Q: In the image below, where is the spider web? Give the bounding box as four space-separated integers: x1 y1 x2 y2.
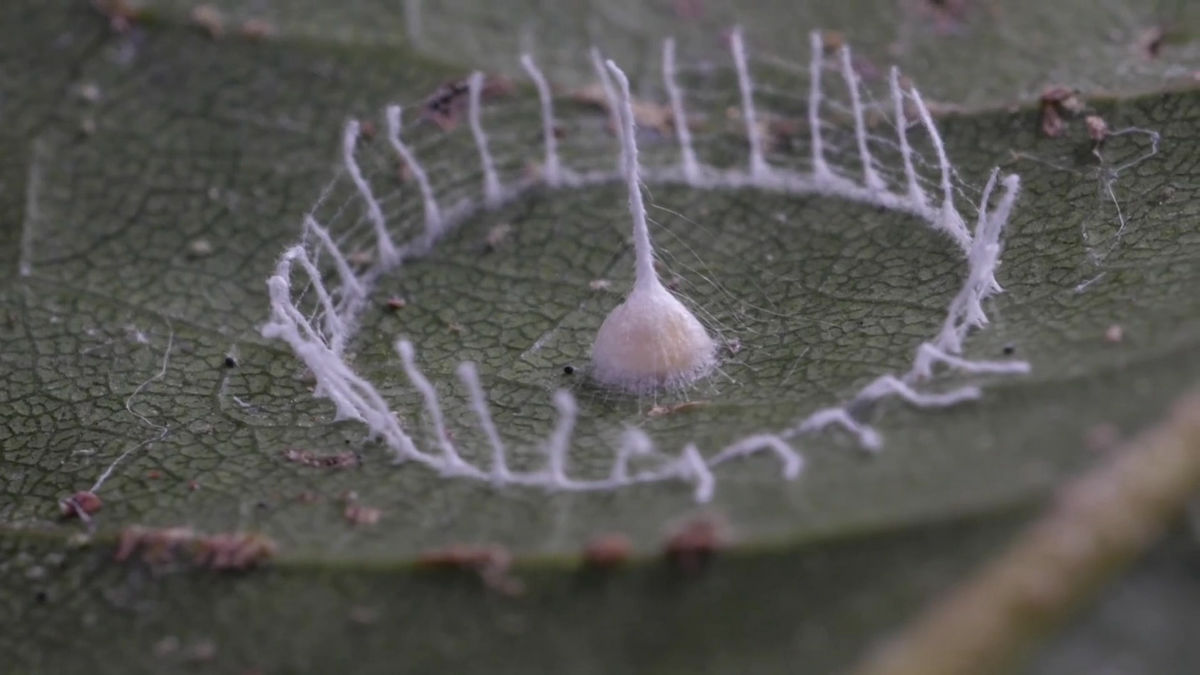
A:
260 29 1029 501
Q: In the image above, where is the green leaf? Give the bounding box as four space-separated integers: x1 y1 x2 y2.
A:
2 1 1199 673
138 0 1200 105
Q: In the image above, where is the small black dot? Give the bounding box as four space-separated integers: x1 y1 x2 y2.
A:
34 591 47 603
562 365 575 375
224 355 238 368
1002 343 1015 355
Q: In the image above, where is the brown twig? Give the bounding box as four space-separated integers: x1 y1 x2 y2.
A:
854 391 1200 675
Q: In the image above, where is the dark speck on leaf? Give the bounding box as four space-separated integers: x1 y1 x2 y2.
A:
34 590 48 603
563 365 575 375
1002 343 1015 355
224 355 237 368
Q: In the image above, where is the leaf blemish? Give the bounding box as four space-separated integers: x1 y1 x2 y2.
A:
422 75 513 132
416 545 524 595
114 527 277 571
664 514 728 573
582 533 633 570
1038 86 1083 138
343 503 382 526
282 448 360 469
340 491 381 525
59 491 102 520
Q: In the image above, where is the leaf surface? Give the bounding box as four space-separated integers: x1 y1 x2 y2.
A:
2 2 1199 673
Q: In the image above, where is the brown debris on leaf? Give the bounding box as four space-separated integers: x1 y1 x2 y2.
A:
1039 89 1067 137
422 75 514 131
115 527 276 571
582 533 633 569
570 83 678 135
664 514 727 573
59 491 103 519
1039 102 1064 138
340 491 381 526
1039 86 1085 138
1085 114 1110 144
724 107 799 152
343 502 382 526
194 533 277 570
820 30 846 53
423 81 468 130
482 75 516 98
116 527 193 565
416 544 524 595
282 448 359 469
